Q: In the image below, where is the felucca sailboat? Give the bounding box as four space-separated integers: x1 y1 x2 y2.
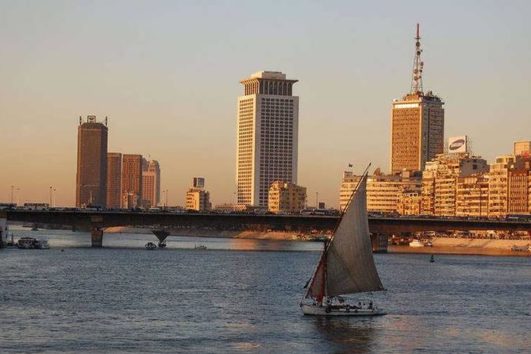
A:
300 170 385 316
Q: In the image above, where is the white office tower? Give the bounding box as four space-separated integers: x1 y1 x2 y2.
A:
236 71 299 207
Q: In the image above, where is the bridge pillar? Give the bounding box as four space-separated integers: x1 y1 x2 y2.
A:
0 216 7 248
90 215 104 248
91 227 103 248
371 233 389 253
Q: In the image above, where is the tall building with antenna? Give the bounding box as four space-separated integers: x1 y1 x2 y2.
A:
390 24 444 174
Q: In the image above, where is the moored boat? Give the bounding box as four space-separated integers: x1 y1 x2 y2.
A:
17 237 36 249
511 244 531 252
145 242 157 250
34 239 50 249
300 169 386 316
16 237 49 249
409 239 424 248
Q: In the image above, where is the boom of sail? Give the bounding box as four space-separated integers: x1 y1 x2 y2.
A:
305 173 384 302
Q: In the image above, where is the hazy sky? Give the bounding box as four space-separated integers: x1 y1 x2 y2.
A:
1 0 530 208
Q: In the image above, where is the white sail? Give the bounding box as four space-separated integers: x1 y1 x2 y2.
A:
307 174 384 300
326 175 384 295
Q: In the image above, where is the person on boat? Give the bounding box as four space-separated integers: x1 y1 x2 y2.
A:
369 301 373 310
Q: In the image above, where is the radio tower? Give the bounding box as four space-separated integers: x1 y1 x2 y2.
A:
410 23 424 94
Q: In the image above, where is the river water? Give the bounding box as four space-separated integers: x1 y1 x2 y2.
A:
1 228 530 353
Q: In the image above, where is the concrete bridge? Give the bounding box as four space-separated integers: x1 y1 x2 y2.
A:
2 210 530 248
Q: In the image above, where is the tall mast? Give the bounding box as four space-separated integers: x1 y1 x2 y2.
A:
410 23 424 94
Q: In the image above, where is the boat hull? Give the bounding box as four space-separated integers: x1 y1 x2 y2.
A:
301 304 385 317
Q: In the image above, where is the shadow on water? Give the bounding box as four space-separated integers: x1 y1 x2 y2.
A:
311 317 379 353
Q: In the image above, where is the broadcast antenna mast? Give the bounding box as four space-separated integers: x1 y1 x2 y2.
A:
410 23 424 94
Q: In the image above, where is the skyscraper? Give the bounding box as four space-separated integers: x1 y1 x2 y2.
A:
122 154 143 208
76 115 108 207
236 71 299 207
391 24 444 174
107 152 122 208
142 159 161 208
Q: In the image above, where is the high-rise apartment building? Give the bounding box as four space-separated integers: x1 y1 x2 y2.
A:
397 191 422 215
487 155 515 217
107 152 122 208
76 115 108 208
236 71 299 207
455 175 489 217
422 153 489 216
142 159 161 208
122 154 143 208
391 24 444 174
268 181 307 214
507 155 531 214
366 171 422 213
339 170 421 213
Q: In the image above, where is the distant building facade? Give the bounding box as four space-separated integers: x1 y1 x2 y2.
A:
106 152 122 208
213 203 247 213
421 153 489 216
236 71 299 207
339 171 362 211
507 155 531 214
514 141 531 157
397 191 422 215
185 178 211 211
339 170 421 214
455 175 489 217
487 155 515 217
76 115 108 208
122 154 143 208
193 177 205 189
142 159 161 208
367 171 422 214
268 181 306 214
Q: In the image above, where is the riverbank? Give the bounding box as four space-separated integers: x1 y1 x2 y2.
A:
390 238 531 257
105 226 530 257
104 226 311 241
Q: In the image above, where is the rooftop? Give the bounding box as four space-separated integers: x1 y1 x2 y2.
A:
250 71 286 80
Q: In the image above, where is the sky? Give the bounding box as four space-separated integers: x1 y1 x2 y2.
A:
1 0 530 208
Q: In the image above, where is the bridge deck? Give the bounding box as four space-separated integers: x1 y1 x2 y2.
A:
2 210 530 233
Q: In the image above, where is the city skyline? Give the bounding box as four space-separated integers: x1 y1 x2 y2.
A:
1 1 530 207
